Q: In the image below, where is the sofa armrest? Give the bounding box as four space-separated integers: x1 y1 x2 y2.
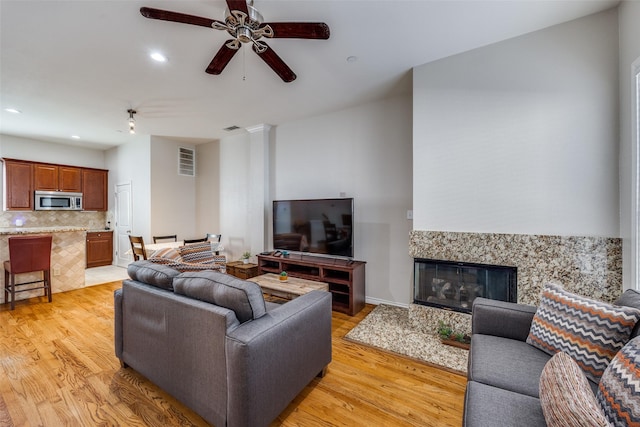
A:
472 297 537 342
225 290 332 427
114 288 123 359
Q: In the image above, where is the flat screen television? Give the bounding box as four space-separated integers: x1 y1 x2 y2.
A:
273 198 354 258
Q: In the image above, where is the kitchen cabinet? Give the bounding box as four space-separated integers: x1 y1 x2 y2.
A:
3 159 33 210
82 169 108 211
34 164 82 192
3 159 108 211
86 231 113 268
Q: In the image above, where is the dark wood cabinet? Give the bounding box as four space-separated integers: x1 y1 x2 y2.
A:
4 159 107 212
82 169 108 211
257 254 366 315
34 164 82 192
86 231 113 268
3 159 34 210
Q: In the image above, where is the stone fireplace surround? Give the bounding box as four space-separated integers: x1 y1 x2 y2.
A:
410 230 622 305
407 230 623 337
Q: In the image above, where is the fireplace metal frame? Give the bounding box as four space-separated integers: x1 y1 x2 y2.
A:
413 258 517 313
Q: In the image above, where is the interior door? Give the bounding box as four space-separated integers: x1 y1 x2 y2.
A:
115 182 133 267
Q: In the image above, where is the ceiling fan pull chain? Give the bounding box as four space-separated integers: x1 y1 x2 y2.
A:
243 46 246 81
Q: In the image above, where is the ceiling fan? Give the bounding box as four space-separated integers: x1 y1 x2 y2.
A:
140 0 330 83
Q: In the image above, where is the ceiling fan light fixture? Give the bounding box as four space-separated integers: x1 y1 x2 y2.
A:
140 3 330 82
127 109 136 134
236 26 252 43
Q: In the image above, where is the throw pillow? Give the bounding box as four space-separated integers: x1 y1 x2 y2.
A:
597 335 640 426
527 282 640 382
148 247 181 261
615 289 640 339
539 352 609 427
177 242 215 263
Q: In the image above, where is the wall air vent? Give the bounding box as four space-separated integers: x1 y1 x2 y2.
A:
223 125 241 131
178 147 195 176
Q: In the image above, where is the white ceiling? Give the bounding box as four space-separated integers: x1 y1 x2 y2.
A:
0 0 619 150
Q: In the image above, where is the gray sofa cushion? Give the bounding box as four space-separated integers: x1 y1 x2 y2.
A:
173 270 267 323
464 381 546 427
615 289 640 338
469 334 552 398
469 334 600 399
127 260 180 290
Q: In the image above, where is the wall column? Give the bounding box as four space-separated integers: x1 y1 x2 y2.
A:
246 124 271 256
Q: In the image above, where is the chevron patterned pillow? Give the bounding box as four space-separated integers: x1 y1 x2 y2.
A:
177 242 215 263
527 282 640 382
597 335 640 425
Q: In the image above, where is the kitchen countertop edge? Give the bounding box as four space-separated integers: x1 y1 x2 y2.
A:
0 226 88 235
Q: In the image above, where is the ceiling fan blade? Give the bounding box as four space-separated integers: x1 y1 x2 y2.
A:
140 7 224 28
206 41 240 75
226 0 249 14
262 22 330 39
253 42 296 83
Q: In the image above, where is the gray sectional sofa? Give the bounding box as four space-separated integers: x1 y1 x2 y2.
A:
114 261 332 427
463 290 640 426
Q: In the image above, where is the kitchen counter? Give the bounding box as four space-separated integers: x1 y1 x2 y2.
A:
0 226 87 235
1 227 87 305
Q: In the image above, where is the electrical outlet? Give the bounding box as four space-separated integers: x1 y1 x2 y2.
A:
53 267 61 276
407 210 413 220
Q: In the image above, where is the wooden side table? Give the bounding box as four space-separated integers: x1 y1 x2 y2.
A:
227 261 259 280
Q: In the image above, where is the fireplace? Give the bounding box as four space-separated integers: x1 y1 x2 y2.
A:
413 258 517 313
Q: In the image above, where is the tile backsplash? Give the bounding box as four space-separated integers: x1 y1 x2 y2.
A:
0 210 107 230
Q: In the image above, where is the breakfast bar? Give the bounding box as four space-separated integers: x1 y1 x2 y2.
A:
0 226 86 305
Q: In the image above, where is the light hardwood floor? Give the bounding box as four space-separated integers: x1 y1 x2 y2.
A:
0 282 466 426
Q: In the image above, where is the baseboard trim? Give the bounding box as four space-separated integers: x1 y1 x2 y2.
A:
365 297 409 308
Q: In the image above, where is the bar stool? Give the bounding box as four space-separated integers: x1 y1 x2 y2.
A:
3 234 53 310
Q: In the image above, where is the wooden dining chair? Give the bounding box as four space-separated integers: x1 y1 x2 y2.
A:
153 235 177 244
3 234 53 310
128 235 147 261
183 237 208 244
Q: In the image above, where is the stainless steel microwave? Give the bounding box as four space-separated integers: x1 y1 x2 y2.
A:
34 191 83 210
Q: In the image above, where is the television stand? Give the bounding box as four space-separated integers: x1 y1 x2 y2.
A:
257 254 366 316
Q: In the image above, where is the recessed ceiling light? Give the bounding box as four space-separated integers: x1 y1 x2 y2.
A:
71 135 80 139
4 108 21 114
150 52 167 62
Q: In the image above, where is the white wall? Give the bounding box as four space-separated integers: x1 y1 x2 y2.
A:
618 0 640 290
105 136 151 241
0 134 105 169
218 132 251 261
413 9 619 238
149 136 197 241
195 141 221 237
271 96 414 305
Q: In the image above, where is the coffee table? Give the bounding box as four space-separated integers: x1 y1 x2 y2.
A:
247 273 329 301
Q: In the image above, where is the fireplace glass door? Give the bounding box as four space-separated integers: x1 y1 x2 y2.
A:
413 258 517 313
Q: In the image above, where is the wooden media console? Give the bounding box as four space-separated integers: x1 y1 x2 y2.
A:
257 254 366 315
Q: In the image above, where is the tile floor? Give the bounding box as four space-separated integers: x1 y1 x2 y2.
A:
85 265 129 286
